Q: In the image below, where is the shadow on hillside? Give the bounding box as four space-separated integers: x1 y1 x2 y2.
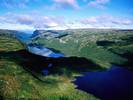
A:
96 35 133 47
96 40 115 47
96 37 133 70
0 49 103 81
111 51 133 70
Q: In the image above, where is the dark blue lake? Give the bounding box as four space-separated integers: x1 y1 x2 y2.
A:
16 31 133 100
74 65 133 100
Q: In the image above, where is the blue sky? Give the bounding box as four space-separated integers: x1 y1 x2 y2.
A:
0 0 133 30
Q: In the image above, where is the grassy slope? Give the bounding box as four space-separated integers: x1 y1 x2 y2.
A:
0 35 98 99
33 29 133 68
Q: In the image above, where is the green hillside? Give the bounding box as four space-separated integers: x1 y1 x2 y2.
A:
32 29 133 68
0 33 98 99
1 29 133 99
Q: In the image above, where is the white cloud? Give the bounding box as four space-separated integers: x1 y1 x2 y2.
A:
0 0 39 9
0 13 66 30
80 15 133 29
66 22 93 29
81 17 98 23
0 23 34 30
34 16 63 28
52 0 80 9
0 13 133 30
0 0 110 10
88 0 110 9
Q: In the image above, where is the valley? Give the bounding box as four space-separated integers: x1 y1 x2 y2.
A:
0 29 133 100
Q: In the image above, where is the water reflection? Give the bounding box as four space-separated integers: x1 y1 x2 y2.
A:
27 43 64 58
16 31 65 58
15 31 133 99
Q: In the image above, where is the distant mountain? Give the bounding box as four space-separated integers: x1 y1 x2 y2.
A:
1 28 133 99
0 29 33 44
31 30 69 39
0 31 97 100
0 29 17 38
32 29 133 68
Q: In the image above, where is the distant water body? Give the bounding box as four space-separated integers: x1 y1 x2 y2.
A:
74 65 133 100
17 31 133 100
16 30 33 44
17 30 64 58
27 44 64 58
16 31 64 75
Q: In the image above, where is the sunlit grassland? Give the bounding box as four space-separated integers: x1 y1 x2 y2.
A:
33 29 133 68
0 35 98 99
1 29 133 99
0 36 23 51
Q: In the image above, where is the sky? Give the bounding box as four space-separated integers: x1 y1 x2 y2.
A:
0 0 133 30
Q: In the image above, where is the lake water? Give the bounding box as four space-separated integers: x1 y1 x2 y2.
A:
27 44 64 58
16 31 64 58
15 30 33 44
17 31 133 99
74 65 133 100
